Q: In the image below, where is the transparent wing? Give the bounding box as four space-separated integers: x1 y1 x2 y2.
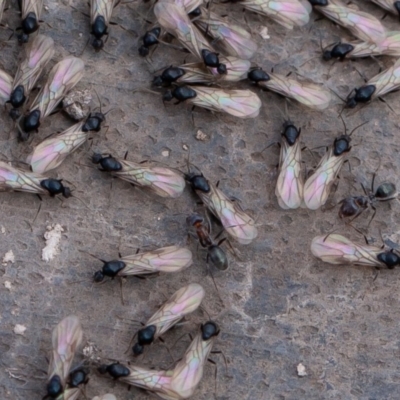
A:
260 73 331 110
377 31 400 57
370 0 399 15
117 365 176 397
12 35 55 95
0 0 5 23
62 388 81 400
367 58 400 98
303 149 346 210
241 0 311 29
188 86 261 118
275 139 304 209
113 160 186 198
29 56 85 119
154 1 213 60
175 0 203 13
178 57 250 83
195 8 257 59
170 330 217 398
21 0 43 19
0 161 46 194
311 234 384 266
316 0 386 44
0 69 13 104
92 395 117 400
146 284 205 337
48 316 83 389
196 181 258 245
120 246 193 276
90 0 118 25
27 122 87 173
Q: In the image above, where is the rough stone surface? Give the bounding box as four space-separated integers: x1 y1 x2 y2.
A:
1 1 400 400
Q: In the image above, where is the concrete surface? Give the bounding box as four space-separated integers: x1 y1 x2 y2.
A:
1 1 400 399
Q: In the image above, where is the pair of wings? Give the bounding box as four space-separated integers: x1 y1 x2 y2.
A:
170 57 251 84
0 161 49 194
361 58 400 99
90 0 120 25
144 283 205 338
117 246 193 276
109 159 186 198
311 234 386 267
303 147 347 210
339 32 400 59
195 179 258 245
276 138 304 209
314 0 386 44
12 34 55 100
47 316 83 396
0 69 13 104
257 73 332 110
184 85 262 119
28 121 89 173
28 56 84 120
154 1 214 61
194 7 257 59
241 0 311 30
21 0 43 19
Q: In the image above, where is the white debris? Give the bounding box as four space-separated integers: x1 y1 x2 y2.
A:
4 281 12 290
42 224 64 262
182 144 189 151
63 89 92 120
161 150 170 157
297 363 307 377
14 324 26 335
195 129 208 141
260 26 270 40
1 226 5 234
92 395 117 400
2 250 15 265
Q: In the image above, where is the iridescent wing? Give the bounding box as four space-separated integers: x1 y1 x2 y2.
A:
303 148 346 210
90 0 119 25
316 0 386 44
370 0 399 15
27 122 87 173
366 58 400 98
116 365 176 399
120 246 193 276
47 316 83 390
195 8 257 59
177 57 250 83
188 86 262 118
0 161 46 194
169 325 218 398
241 0 311 29
311 234 384 267
92 395 117 400
12 35 55 96
29 56 85 119
260 73 331 110
275 138 304 209
62 388 81 400
377 31 400 57
196 180 258 244
21 0 43 19
154 1 213 60
175 0 203 13
145 284 205 337
0 69 13 104
113 160 186 198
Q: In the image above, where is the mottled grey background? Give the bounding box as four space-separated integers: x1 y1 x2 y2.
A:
1 1 400 399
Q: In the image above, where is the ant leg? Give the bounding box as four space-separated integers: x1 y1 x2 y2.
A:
367 205 376 228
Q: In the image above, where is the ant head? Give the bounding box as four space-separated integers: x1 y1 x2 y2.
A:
201 321 220 340
92 38 104 51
